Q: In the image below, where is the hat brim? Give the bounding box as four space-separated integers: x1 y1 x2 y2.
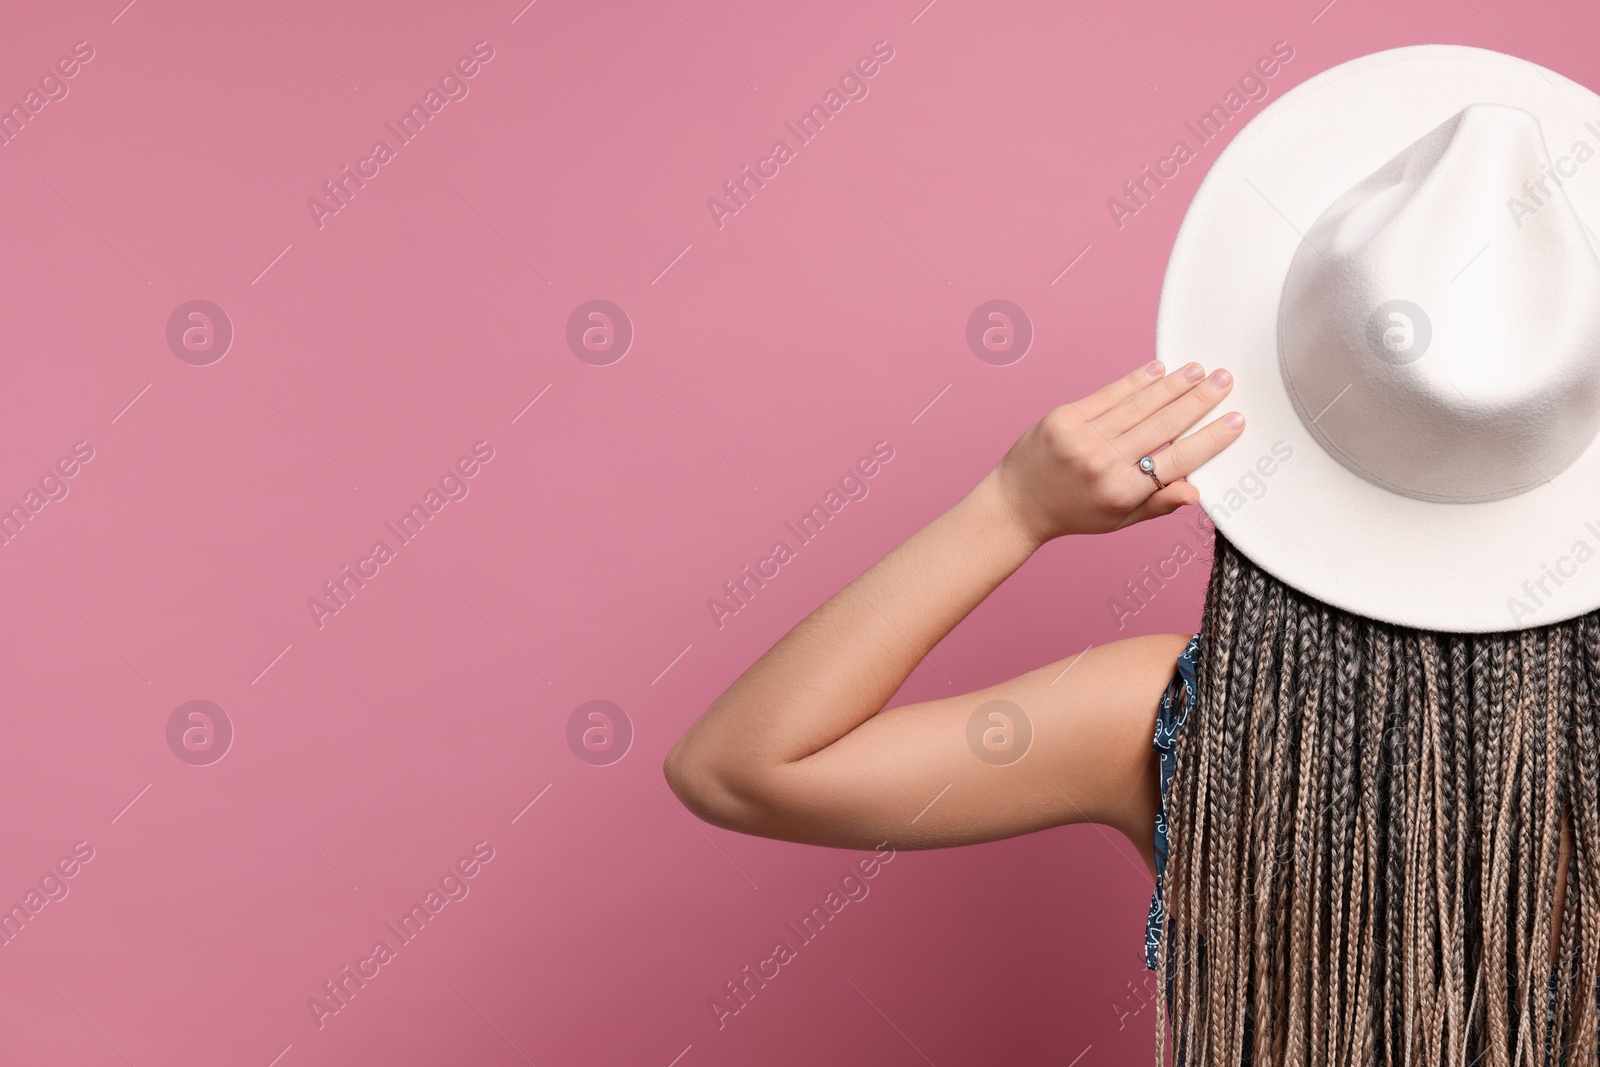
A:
1163 44 1600 633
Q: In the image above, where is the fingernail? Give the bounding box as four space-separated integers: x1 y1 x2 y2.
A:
1224 411 1244 429
1145 360 1164 377
1210 368 1232 387
1184 363 1205 382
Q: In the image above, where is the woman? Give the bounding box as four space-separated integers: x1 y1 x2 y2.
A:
667 44 1600 1067
664 360 1583 1064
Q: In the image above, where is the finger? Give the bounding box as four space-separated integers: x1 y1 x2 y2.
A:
1119 480 1200 527
1096 362 1207 436
1146 411 1246 484
1118 368 1234 459
1072 359 1166 421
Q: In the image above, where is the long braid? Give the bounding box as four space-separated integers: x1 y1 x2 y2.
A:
1416 636 1447 1064
1280 593 1323 1065
1528 629 1563 1064
1462 630 1491 1067
1565 614 1600 1059
1481 613 1516 1065
1213 559 1262 1060
1231 573 1275 1058
1156 530 1596 1065
1509 632 1536 1064
1345 622 1387 1067
1399 629 1424 1064
1307 605 1335 1064
1375 626 1403 1066
1326 613 1359 1065
1548 623 1578 1062
1444 637 1471 1062
1249 587 1293 1067
1159 537 1235 1067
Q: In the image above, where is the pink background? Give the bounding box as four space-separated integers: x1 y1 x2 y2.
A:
0 1 1593 1064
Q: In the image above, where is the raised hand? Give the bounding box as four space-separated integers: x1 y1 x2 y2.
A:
990 359 1242 545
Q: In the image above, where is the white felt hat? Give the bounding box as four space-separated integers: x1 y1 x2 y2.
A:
1162 44 1600 633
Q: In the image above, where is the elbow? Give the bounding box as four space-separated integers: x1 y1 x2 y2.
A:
661 742 711 817
662 739 772 835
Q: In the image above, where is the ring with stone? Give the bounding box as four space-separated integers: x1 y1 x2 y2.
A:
1138 455 1166 491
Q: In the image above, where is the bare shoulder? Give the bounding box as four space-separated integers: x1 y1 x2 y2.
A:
1062 633 1193 872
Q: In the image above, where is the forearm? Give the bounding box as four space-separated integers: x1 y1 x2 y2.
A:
667 468 1039 786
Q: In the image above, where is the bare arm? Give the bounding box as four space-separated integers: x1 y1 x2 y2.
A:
664 359 1240 853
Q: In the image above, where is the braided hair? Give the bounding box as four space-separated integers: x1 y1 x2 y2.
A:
1156 530 1596 1065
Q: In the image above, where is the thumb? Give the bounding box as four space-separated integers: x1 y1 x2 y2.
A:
1120 481 1200 527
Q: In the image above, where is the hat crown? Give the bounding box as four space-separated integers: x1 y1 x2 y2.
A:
1278 102 1600 502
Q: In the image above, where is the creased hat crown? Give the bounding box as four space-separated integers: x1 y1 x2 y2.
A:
1277 102 1600 503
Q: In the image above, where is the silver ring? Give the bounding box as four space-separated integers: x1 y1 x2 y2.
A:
1138 455 1166 491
